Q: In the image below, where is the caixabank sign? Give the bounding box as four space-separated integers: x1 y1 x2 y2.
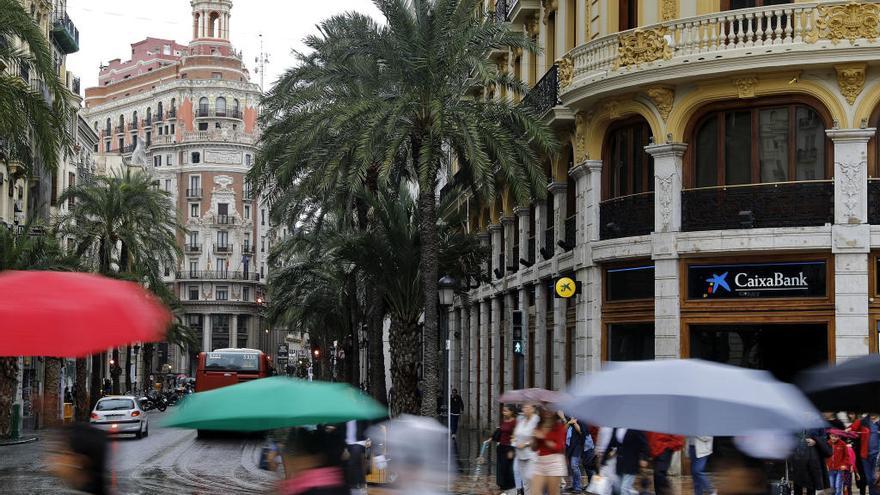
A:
687 261 827 299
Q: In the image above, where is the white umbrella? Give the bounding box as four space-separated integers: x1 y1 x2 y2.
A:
562 359 825 436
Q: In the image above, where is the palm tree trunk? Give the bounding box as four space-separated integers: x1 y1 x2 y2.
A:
75 358 89 421
111 348 120 395
368 290 387 404
141 343 154 394
89 353 101 410
418 181 440 419
43 357 62 428
124 345 132 394
389 319 420 416
0 357 19 438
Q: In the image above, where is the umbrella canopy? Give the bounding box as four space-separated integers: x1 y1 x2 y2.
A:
162 376 387 431
562 359 824 436
0 271 171 357
498 388 571 405
796 354 880 411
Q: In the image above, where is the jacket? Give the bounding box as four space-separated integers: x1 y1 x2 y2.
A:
688 437 713 459
647 433 685 459
851 417 880 460
606 429 649 476
827 439 856 472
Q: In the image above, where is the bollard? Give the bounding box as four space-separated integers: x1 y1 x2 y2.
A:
10 404 20 439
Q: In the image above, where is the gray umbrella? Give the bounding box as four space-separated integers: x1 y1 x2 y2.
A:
562 359 825 436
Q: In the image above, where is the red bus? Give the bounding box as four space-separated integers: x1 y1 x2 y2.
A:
195 348 272 393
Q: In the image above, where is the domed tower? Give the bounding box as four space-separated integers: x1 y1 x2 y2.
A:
190 0 233 44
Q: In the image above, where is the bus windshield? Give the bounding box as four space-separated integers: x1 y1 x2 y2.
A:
204 352 260 372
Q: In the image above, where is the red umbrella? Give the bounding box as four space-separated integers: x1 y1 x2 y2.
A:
827 428 858 439
0 271 171 357
498 388 571 405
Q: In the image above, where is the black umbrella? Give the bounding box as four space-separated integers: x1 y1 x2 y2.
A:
796 354 880 412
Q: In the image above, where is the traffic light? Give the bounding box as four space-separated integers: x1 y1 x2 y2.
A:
310 342 321 359
109 358 116 366
512 310 523 355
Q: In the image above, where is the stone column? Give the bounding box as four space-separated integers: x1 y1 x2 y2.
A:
570 162 591 375
489 223 502 279
646 143 688 361
490 297 502 423
553 295 567 390
518 288 531 386
585 160 603 241
549 181 568 249
535 281 548 388
515 206 530 266
479 298 491 430
534 200 547 258
469 301 479 427
459 305 469 406
229 313 238 348
828 128 874 361
501 216 516 275
202 314 212 352
503 291 515 393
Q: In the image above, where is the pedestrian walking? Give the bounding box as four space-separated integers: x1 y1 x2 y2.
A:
488 405 518 494
850 414 880 495
828 431 858 495
603 428 649 495
846 413 868 495
648 432 684 495
581 425 597 487
450 389 464 437
687 436 715 495
47 422 109 495
564 415 586 493
513 403 540 495
531 406 568 495
790 428 831 495
343 420 371 495
278 427 350 495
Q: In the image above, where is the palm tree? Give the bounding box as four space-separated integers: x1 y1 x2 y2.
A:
58 169 185 407
0 0 73 175
0 219 79 436
252 0 556 415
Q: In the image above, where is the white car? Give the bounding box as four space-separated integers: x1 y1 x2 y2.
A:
90 396 149 439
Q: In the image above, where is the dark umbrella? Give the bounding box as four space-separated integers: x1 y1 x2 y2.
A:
796 354 880 411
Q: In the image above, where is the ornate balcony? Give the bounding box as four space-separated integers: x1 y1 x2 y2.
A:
186 188 202 198
600 192 654 240
181 130 256 145
522 64 559 117
565 1 880 99
213 244 234 254
214 215 235 225
184 243 202 254
681 180 833 232
242 243 255 255
493 0 509 22
176 270 260 282
51 13 79 54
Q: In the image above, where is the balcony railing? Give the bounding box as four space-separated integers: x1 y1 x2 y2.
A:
144 117 152 127
184 243 201 253
51 13 79 54
186 188 202 198
195 108 241 119
682 181 833 232
114 125 124 134
168 109 176 119
213 244 233 254
197 107 210 117
129 121 138 131
567 2 875 92
243 189 254 201
214 215 235 225
123 143 136 153
493 0 509 22
242 243 255 254
155 111 164 122
151 135 176 146
176 270 260 281
521 64 559 116
600 192 655 240
230 109 243 119
181 130 257 145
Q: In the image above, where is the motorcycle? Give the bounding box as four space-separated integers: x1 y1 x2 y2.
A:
139 391 168 412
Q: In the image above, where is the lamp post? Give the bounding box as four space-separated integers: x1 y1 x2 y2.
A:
438 275 456 491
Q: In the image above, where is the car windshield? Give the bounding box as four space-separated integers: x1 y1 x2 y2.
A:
96 399 134 411
205 352 260 371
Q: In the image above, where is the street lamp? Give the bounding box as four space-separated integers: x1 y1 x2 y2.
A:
437 275 456 491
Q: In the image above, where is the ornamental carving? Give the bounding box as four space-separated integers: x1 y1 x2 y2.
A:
600 99 620 119
645 86 674 121
661 0 679 21
806 2 880 44
837 156 866 220
835 63 867 105
205 150 243 165
733 76 758 98
557 56 573 89
542 0 558 24
574 111 590 164
525 14 540 39
657 173 675 231
614 27 672 69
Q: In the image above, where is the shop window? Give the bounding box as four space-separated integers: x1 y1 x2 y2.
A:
607 323 654 361
606 264 655 301
691 102 828 188
603 119 654 199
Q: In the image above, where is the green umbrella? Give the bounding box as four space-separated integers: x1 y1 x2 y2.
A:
161 376 388 431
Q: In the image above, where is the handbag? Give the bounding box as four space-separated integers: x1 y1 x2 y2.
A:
585 474 612 495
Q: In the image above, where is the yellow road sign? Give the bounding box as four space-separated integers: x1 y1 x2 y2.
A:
555 277 577 298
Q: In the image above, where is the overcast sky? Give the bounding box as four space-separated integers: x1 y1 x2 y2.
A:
66 0 383 92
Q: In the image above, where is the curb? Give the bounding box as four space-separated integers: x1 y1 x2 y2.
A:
0 436 38 446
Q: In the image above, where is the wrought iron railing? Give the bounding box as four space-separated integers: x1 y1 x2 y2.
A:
215 215 235 225
186 188 202 198
176 270 260 281
493 0 509 22
242 244 255 254
521 64 559 116
213 244 233 254
184 244 201 253
600 192 655 240
681 180 833 232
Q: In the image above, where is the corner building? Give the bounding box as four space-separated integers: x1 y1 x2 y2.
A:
83 0 270 375
450 0 880 430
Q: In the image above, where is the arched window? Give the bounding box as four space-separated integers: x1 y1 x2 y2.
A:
690 100 829 188
146 107 152 123
105 118 111 133
199 97 209 116
208 12 220 38
603 118 654 199
132 110 138 129
215 97 226 116
233 99 240 118
94 121 98 132
118 115 124 132
157 101 163 119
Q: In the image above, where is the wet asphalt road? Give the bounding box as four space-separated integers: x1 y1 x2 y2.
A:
0 411 280 494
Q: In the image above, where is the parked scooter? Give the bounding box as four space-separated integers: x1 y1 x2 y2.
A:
139 390 168 412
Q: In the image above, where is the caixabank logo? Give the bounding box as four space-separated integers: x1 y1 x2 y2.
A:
704 272 730 297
